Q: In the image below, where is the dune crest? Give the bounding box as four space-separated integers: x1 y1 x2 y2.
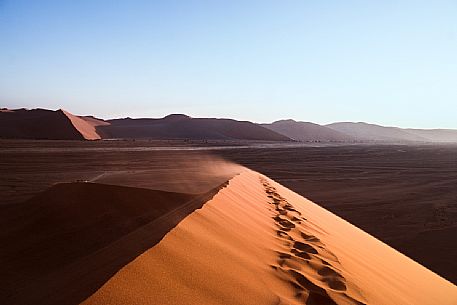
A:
82 170 457 305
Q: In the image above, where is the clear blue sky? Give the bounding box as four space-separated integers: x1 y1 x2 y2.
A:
1 1 456 128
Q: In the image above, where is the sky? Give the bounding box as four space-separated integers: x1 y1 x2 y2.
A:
1 0 456 128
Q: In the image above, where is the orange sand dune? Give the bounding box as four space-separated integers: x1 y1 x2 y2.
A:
62 110 108 140
82 170 457 305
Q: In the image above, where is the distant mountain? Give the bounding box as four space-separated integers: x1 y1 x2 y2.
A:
326 122 429 143
0 108 87 140
261 119 354 142
404 128 457 143
98 114 290 141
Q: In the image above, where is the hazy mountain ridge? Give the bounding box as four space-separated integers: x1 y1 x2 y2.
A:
326 122 457 143
404 128 457 143
326 122 428 142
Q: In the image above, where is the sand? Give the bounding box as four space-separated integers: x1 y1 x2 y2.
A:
62 110 105 140
0 109 86 140
82 170 457 305
1 142 455 282
0 182 227 305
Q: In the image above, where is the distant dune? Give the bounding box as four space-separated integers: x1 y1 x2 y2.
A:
262 119 354 142
98 114 290 141
0 108 86 140
1 108 457 143
62 110 108 140
83 170 456 305
326 122 431 143
0 109 290 141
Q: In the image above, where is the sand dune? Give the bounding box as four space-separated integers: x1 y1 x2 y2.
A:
82 170 457 305
62 110 107 140
0 182 228 305
3 107 457 142
0 108 86 140
0 108 109 140
1 109 291 141
262 119 354 142
62 110 109 140
99 114 291 141
326 122 428 142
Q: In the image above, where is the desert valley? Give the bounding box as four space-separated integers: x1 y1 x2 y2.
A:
1 108 456 305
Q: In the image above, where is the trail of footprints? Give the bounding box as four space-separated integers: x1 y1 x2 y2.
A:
260 177 366 305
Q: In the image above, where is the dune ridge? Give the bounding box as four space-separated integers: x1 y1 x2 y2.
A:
82 170 457 305
0 182 232 305
0 108 85 140
62 110 108 140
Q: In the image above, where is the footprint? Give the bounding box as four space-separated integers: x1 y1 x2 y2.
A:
276 208 288 215
277 230 294 240
277 252 292 259
288 270 338 305
260 176 366 305
317 266 340 277
291 216 301 223
301 232 321 243
324 278 347 291
291 248 312 260
273 216 296 229
293 241 319 254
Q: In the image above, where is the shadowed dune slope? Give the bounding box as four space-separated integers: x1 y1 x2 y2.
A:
83 170 457 305
98 114 291 141
0 108 85 140
262 119 354 142
0 182 227 305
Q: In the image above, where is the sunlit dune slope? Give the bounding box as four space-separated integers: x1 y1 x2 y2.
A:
62 110 108 140
83 170 457 305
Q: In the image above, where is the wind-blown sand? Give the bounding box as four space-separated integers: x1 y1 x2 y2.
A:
82 170 457 305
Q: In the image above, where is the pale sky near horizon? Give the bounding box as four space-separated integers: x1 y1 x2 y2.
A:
1 1 456 128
